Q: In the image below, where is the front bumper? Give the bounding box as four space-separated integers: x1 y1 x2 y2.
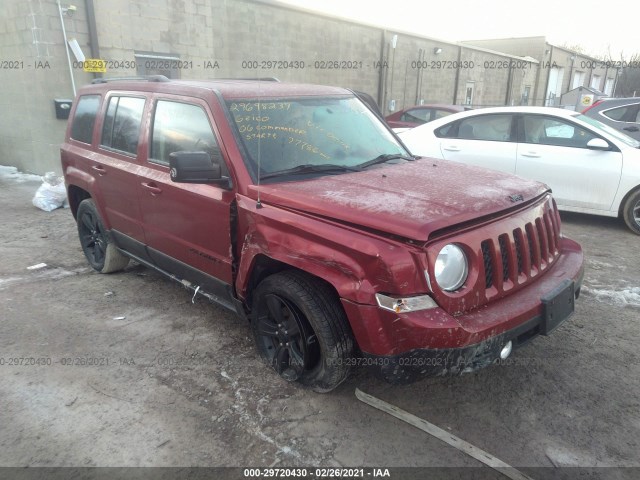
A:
341 237 584 383
363 303 577 384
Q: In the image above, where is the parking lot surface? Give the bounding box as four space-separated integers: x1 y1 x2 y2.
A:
0 173 638 476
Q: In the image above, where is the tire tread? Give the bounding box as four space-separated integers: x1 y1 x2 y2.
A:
622 189 640 235
77 199 129 273
251 270 354 392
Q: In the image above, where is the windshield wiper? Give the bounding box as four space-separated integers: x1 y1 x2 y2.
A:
259 155 415 180
357 153 415 170
260 163 360 180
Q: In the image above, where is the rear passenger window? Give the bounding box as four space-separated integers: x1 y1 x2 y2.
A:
401 109 431 123
433 109 453 120
100 96 145 156
150 100 221 168
457 115 512 141
70 95 100 144
603 106 630 121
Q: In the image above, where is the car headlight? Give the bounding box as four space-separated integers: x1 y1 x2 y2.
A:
434 244 468 291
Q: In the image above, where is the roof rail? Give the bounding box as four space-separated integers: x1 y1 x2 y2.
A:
91 75 170 84
215 77 281 82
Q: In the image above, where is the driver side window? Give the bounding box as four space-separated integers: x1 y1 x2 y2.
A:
523 115 596 148
150 100 227 175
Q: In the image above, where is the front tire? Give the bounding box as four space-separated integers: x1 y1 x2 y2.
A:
77 199 129 273
622 190 640 235
250 271 354 392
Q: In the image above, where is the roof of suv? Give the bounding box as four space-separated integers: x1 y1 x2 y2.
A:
592 97 639 104
80 77 352 99
583 97 640 111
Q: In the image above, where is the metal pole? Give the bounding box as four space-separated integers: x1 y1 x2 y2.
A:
377 30 386 108
414 48 422 104
544 45 554 105
57 0 76 96
453 45 462 104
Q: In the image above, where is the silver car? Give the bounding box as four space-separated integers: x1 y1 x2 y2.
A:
582 97 640 141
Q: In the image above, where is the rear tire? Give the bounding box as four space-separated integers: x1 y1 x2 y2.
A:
250 271 353 392
622 190 640 235
77 199 129 273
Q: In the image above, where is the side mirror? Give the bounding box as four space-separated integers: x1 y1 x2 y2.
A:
586 138 610 151
169 151 230 188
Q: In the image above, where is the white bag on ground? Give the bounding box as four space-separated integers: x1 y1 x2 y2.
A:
32 172 68 212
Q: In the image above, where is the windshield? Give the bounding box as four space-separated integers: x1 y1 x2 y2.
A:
226 96 409 180
574 113 640 148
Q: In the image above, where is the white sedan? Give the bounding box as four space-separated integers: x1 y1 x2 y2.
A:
398 106 640 234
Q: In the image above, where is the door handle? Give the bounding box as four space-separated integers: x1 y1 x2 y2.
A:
91 165 106 175
141 182 163 195
521 151 540 158
443 145 461 152
623 126 639 132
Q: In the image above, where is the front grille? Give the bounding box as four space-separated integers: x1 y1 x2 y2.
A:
498 234 510 281
481 241 493 288
481 207 560 291
513 232 524 274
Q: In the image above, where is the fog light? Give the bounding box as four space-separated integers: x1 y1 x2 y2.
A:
375 293 437 313
500 341 513 359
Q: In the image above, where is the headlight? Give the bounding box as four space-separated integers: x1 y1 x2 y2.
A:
434 244 468 291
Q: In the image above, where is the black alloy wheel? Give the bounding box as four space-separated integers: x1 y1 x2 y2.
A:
254 293 320 382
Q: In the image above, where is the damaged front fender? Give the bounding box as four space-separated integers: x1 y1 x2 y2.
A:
234 195 426 306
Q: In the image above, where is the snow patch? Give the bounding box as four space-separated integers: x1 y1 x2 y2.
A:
0 165 42 183
582 286 640 308
587 259 619 270
219 370 303 460
0 267 83 291
0 277 24 288
465 185 505 199
545 445 604 467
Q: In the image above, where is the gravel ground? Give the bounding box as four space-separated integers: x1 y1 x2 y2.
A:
0 173 638 479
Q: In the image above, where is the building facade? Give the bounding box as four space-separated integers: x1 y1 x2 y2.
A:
463 36 619 107
1 1 607 175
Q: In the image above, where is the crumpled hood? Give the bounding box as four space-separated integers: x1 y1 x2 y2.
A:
250 158 549 241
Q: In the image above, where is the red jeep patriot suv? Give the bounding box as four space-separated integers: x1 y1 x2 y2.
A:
61 77 584 391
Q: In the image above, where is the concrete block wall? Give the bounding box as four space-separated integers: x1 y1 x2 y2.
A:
463 37 617 105
464 37 547 59
383 34 460 112
456 48 510 107
0 0 92 174
94 0 383 94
